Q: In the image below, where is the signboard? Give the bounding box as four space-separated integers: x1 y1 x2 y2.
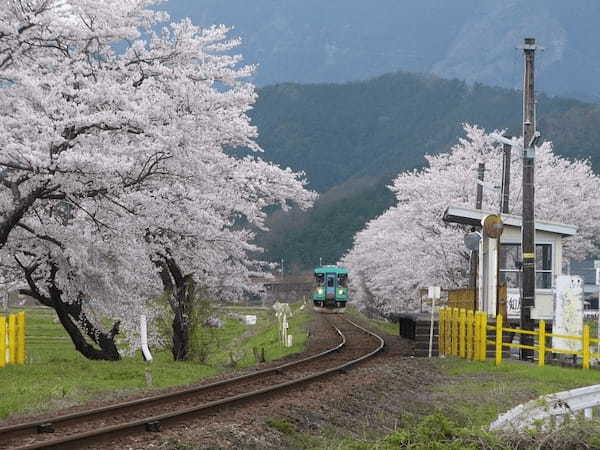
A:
482 214 504 239
464 232 481 251
553 275 584 354
428 286 441 300
507 292 521 319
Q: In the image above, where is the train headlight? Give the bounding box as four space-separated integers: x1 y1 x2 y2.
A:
317 288 323 295
338 289 344 296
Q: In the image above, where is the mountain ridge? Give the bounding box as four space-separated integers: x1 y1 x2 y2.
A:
250 70 600 269
167 0 600 102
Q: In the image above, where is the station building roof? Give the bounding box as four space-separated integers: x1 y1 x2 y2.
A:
442 205 577 237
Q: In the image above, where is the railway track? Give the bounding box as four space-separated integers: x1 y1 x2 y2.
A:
0 315 384 450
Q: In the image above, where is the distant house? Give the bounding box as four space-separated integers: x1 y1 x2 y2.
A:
443 205 577 320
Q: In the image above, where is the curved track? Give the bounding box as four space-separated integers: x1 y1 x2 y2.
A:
0 315 384 450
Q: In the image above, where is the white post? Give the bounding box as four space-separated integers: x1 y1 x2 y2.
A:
140 314 153 362
428 286 441 358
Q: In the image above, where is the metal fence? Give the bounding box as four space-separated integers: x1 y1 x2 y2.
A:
439 307 600 369
0 312 26 367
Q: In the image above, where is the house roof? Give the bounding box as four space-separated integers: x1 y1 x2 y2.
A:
442 205 577 237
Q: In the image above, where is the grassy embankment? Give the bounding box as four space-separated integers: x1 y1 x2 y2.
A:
268 312 600 450
344 305 399 336
0 303 311 420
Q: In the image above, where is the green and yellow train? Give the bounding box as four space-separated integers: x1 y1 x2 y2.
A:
312 266 348 313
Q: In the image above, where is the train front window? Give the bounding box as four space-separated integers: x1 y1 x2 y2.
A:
338 274 348 287
315 274 324 285
327 275 335 287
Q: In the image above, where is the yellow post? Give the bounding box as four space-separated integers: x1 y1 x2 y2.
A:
538 320 546 367
583 325 590 370
446 308 451 355
8 314 16 364
495 314 503 366
17 312 25 365
459 309 466 358
442 308 447 355
466 310 474 360
438 309 444 355
448 309 452 355
443 308 448 356
480 312 487 361
0 316 6 368
474 312 480 360
452 308 459 356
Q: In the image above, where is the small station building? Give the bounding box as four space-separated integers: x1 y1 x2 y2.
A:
443 205 577 320
397 205 577 356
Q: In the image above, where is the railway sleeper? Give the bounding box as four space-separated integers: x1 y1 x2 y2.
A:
36 423 55 433
145 421 161 433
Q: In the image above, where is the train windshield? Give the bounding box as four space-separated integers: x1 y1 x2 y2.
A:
338 274 348 287
315 273 324 285
327 274 335 287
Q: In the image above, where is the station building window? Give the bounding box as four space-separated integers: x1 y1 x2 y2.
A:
499 243 552 289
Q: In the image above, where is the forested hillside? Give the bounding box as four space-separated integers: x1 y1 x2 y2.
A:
251 71 600 270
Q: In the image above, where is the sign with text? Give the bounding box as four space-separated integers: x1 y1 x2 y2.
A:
507 292 521 318
553 275 584 354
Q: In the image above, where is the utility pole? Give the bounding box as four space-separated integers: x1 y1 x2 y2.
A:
501 140 511 214
495 139 512 319
521 38 538 361
469 163 485 290
476 163 485 210
280 258 284 280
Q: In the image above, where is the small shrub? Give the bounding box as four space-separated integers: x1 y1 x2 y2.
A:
266 418 294 434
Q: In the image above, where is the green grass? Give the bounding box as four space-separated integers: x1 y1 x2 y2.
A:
345 305 399 336
269 355 600 449
434 357 600 428
0 303 311 420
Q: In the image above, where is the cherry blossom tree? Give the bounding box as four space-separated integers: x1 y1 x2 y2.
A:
342 124 600 315
0 1 315 360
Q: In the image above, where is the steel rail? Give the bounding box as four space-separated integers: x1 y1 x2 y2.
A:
0 321 344 440
8 317 384 450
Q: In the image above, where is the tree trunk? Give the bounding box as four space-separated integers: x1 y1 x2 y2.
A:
19 264 121 361
156 256 196 361
171 307 190 361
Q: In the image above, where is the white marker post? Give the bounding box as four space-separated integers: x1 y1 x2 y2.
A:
428 286 441 358
140 314 153 362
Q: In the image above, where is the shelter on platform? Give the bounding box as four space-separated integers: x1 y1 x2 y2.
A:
443 205 577 320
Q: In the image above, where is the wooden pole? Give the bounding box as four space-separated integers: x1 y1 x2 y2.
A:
470 163 485 307
521 38 537 361
501 142 511 214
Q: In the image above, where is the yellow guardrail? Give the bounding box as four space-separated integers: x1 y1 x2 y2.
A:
439 307 488 361
1 312 26 367
439 307 598 369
